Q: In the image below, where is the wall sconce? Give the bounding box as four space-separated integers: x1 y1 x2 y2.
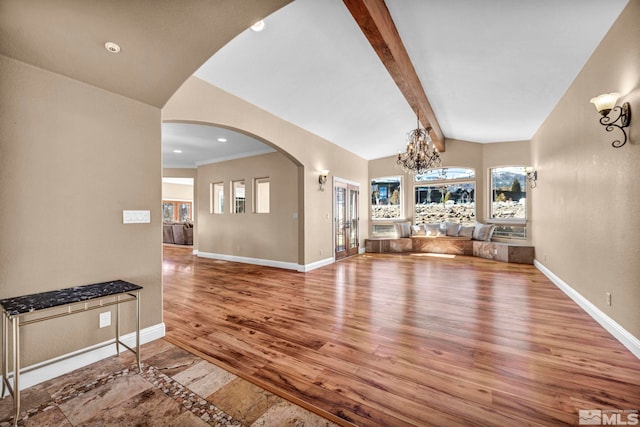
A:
525 167 537 188
590 92 631 148
318 170 329 191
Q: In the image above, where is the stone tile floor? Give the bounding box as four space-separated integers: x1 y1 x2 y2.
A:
0 339 338 426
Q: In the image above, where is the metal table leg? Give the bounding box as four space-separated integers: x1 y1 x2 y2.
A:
12 316 20 426
2 313 6 398
115 295 120 355
136 291 141 372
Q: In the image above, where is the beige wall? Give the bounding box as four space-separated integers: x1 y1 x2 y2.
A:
531 0 640 338
197 152 299 263
162 182 194 201
0 55 162 366
163 77 370 265
163 168 197 181
369 139 530 231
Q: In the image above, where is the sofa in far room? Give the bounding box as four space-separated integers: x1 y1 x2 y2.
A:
163 221 193 245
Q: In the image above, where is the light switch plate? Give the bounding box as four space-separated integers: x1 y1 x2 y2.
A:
123 210 151 224
99 311 111 328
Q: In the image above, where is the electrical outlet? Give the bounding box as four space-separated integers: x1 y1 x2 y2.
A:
606 292 612 306
99 311 111 328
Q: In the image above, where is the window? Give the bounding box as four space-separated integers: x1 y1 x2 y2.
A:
162 201 192 222
254 177 270 213
371 176 401 220
414 168 475 225
163 202 174 222
371 224 396 237
210 182 224 214
232 180 245 214
489 166 527 238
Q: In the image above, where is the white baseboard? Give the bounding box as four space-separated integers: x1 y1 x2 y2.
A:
535 260 640 360
299 257 335 272
197 251 301 271
197 251 336 272
1 322 165 393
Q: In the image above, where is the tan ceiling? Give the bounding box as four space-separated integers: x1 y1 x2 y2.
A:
0 0 291 108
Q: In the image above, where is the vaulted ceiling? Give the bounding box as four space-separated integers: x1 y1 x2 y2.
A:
188 0 628 165
0 0 628 168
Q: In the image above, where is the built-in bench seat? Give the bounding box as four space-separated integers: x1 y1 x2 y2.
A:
411 236 473 255
472 240 534 264
364 236 534 264
365 237 412 253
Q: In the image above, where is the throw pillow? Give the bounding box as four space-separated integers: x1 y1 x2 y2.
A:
395 222 411 238
444 221 461 237
458 225 475 238
425 223 446 237
411 224 426 236
473 222 496 241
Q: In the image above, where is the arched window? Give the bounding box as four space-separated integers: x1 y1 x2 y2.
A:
414 168 476 226
415 167 475 182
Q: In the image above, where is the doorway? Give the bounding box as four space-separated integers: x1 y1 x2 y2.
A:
334 180 359 260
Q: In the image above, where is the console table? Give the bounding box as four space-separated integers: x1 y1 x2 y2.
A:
0 280 142 425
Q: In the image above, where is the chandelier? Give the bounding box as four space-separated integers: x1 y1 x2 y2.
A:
396 116 441 174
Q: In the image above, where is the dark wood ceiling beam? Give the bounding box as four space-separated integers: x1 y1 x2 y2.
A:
343 0 445 151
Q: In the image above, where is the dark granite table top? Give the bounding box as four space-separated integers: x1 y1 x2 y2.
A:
0 280 143 317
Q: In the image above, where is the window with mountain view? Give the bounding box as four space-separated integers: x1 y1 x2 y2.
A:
371 176 402 220
414 168 475 225
489 166 527 238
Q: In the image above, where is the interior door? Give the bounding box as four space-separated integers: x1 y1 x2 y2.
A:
347 186 359 257
335 181 359 260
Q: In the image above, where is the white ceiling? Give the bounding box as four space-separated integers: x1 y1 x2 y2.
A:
162 177 194 186
165 0 628 165
162 123 275 169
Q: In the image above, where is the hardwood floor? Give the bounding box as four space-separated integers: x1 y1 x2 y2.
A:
163 246 640 426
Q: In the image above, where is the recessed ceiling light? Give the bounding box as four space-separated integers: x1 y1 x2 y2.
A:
173 149 182 153
217 138 227 142
250 20 266 32
104 41 121 53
